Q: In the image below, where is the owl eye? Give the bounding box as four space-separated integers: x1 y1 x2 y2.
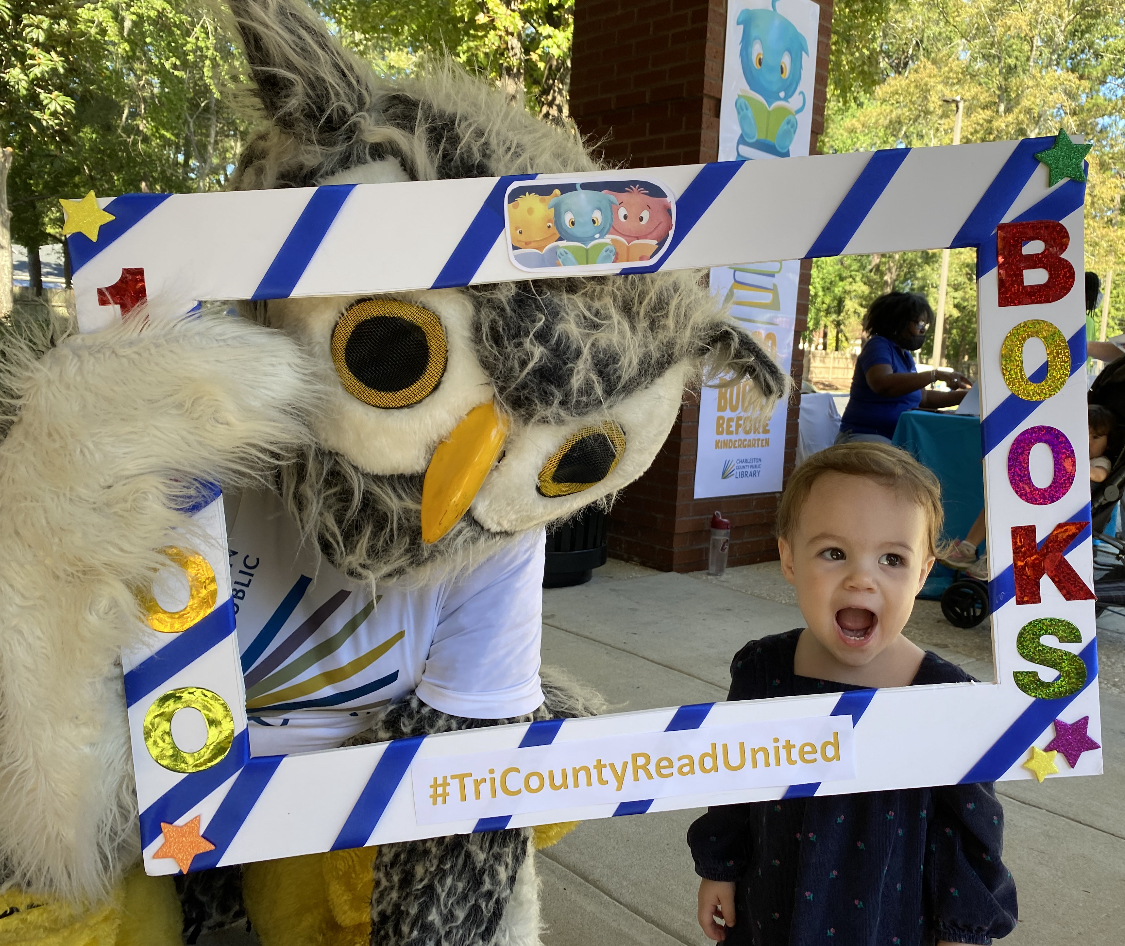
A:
780 51 791 78
331 299 447 409
752 39 763 69
537 422 626 497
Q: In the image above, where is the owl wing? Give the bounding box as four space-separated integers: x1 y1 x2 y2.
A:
0 309 319 900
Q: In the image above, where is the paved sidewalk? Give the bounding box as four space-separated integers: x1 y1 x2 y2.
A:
539 559 1125 946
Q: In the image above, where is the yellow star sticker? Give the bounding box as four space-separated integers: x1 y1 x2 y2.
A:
1023 746 1059 783
59 191 115 242
153 815 215 873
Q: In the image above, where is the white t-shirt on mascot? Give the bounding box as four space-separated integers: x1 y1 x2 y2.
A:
228 489 546 756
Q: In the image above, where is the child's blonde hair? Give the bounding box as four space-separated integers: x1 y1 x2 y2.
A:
777 442 945 557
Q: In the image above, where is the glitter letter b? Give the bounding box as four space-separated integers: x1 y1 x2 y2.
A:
1010 522 1095 605
996 220 1075 308
1014 618 1086 700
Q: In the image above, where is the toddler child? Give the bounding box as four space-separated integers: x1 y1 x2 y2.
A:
1088 403 1116 483
688 442 1017 945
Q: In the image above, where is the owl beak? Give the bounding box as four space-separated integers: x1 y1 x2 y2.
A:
421 401 509 544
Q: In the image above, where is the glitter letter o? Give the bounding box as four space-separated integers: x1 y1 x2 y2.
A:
1013 618 1087 700
136 547 218 633
143 687 235 773
1000 320 1070 401
1007 426 1076 505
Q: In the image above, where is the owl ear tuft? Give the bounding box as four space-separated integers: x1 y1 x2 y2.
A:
700 323 790 408
228 0 377 148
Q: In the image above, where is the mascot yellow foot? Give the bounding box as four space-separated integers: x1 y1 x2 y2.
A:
0 870 180 946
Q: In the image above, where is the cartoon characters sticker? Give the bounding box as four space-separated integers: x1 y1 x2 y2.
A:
719 0 819 160
505 178 676 273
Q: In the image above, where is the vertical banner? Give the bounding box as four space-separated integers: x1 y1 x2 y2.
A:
695 0 820 499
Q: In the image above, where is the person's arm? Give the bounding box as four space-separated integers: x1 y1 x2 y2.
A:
688 805 753 941
925 781 1018 944
1087 340 1124 362
920 387 969 409
866 362 971 398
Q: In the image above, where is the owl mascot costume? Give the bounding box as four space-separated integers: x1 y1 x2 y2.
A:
0 0 786 943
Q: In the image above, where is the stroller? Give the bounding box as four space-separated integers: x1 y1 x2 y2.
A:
940 350 1125 627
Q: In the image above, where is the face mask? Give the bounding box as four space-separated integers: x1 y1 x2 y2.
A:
902 332 927 351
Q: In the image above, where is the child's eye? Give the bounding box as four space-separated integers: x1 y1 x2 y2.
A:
879 553 906 567
819 547 846 561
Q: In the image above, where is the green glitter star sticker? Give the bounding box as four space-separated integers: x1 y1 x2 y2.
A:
1034 130 1092 187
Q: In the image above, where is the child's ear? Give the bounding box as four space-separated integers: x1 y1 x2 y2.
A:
916 555 935 595
778 537 796 585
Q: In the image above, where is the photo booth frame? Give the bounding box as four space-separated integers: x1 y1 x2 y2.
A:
63 134 1102 875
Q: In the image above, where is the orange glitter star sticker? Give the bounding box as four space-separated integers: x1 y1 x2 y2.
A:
153 815 215 873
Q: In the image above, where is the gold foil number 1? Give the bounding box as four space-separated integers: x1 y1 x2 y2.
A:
137 546 218 633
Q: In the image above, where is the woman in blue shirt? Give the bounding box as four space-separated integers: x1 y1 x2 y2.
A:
838 292 970 443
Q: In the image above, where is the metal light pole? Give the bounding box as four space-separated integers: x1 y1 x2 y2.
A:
932 97 963 367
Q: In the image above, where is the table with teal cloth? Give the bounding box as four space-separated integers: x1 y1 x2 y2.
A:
891 410 983 599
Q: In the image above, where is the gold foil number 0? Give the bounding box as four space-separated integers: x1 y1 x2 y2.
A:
137 546 218 633
144 687 235 773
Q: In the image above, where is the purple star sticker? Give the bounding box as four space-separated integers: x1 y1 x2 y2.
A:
1044 716 1101 768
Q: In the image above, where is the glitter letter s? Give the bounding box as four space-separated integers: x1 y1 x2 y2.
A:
1013 618 1086 700
1010 522 1095 605
999 320 1070 401
996 220 1075 308
144 687 235 773
1007 426 1076 504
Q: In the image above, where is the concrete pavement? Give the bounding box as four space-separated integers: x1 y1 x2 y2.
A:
538 560 1125 946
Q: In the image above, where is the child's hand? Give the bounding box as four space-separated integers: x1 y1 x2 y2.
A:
1091 466 1109 483
697 879 736 941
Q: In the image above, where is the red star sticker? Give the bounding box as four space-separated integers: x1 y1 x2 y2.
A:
153 815 215 873
1044 716 1101 769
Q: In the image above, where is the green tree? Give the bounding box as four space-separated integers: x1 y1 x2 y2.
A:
1 0 248 252
315 0 574 122
813 0 1125 355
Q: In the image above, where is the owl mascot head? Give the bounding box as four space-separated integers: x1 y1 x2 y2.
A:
0 0 785 943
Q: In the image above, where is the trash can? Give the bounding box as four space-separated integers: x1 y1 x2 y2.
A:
543 507 607 588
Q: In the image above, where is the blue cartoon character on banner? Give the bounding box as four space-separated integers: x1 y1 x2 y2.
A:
550 185 619 266
735 0 808 158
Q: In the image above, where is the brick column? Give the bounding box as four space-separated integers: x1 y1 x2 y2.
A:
571 0 834 571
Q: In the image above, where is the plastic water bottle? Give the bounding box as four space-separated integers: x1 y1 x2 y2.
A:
708 510 731 577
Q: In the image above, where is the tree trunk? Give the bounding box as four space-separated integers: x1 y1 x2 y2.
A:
28 245 43 297
538 51 570 125
496 0 525 107
0 148 12 317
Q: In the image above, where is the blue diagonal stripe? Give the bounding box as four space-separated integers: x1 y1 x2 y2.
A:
332 734 426 850
252 185 356 300
960 637 1098 784
186 755 284 872
139 729 251 847
666 702 714 731
613 799 654 816
781 687 877 799
175 481 222 516
240 576 312 674
519 718 564 747
67 193 172 273
980 325 1087 456
124 600 237 708
805 148 911 259
949 138 1050 250
618 161 745 276
473 816 513 832
431 174 537 289
976 176 1086 278
253 670 398 713
987 503 1092 612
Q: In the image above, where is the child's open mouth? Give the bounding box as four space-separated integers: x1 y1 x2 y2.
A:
835 608 877 645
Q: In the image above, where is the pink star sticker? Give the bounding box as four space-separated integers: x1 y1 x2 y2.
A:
1044 716 1100 768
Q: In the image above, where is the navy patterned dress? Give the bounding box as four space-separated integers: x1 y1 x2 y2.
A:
687 630 1018 946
